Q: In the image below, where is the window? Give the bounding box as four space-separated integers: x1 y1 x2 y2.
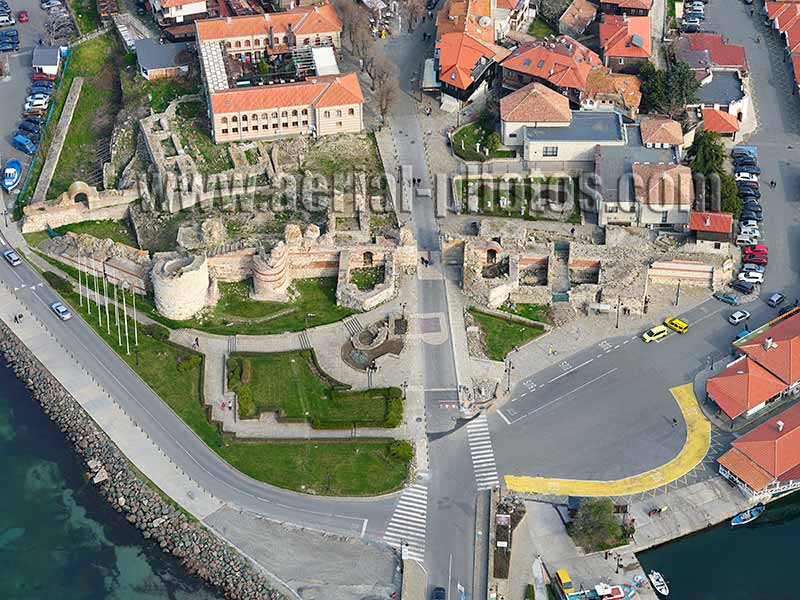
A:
262 113 269 120
235 41 241 48
225 42 231 49
291 109 298 116
348 108 354 115
302 119 308 125
221 117 228 124
262 124 269 130
221 128 228 134
543 146 558 157
301 109 308 115
661 211 668 224
336 121 342 127
336 110 342 117
242 115 248 121
254 39 261 46
292 121 298 127
232 116 238 122
251 114 258 121
509 132 517 138
281 111 288 117
244 40 251 47
324 111 330 118
272 123 278 129
618 58 624 65
271 112 278 118
232 127 238 133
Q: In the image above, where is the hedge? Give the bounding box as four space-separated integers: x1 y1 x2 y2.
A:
144 322 170 341
43 271 73 294
525 584 535 600
389 440 414 463
176 354 202 372
237 385 253 418
227 357 241 390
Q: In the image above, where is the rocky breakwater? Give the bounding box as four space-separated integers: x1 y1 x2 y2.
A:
0 323 283 600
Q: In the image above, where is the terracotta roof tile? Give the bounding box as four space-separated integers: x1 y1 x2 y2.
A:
501 35 602 92
680 33 748 72
559 0 597 33
639 116 682 145
689 210 733 233
210 73 361 114
706 357 785 419
600 0 653 9
786 19 800 52
702 108 740 134
600 14 651 59
739 313 800 385
583 70 641 112
775 2 800 31
500 82 571 123
718 447 775 491
732 402 800 480
792 53 800 85
196 4 341 41
632 163 694 207
161 0 203 8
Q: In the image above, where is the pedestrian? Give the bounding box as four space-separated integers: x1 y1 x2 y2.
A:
17 313 22 322
13 315 17 324
194 336 200 348
750 8 754 16
672 418 678 427
547 343 554 356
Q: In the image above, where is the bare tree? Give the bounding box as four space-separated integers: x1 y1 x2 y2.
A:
369 52 398 92
375 67 399 121
352 25 375 70
404 0 425 31
335 0 370 51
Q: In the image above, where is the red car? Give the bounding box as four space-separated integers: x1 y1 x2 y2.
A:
32 72 56 82
743 255 768 266
18 11 28 22
744 245 768 256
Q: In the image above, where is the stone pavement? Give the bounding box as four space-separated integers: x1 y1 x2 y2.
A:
0 274 222 520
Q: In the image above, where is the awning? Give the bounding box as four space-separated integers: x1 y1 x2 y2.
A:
422 58 440 90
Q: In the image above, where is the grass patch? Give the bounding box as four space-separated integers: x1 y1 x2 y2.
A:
349 266 385 291
49 34 122 199
452 123 515 162
469 308 544 361
174 101 233 173
68 0 100 34
148 77 200 113
23 230 51 248
458 176 578 221
501 303 552 325
216 439 410 496
528 16 555 37
53 219 137 247
228 351 403 428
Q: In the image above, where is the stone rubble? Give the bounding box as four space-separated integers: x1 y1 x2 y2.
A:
0 322 284 600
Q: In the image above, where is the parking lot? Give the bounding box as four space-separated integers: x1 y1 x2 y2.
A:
0 0 66 212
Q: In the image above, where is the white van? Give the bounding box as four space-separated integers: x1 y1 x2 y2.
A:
0 14 15 26
736 234 757 247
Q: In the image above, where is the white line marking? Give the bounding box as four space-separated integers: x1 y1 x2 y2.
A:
497 410 511 425
547 358 594 384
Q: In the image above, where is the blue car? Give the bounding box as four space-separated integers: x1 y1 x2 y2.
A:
11 134 35 154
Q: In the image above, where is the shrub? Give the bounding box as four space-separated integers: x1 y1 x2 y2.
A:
525 584 535 600
389 440 413 463
144 322 170 341
176 354 201 372
227 357 241 389
237 385 253 418
385 396 404 428
42 271 72 294
241 358 252 385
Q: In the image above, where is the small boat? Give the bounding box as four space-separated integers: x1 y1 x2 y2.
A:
648 570 669 596
2 159 21 191
731 503 765 526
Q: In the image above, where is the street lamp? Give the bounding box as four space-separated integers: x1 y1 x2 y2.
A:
504 360 514 392
615 295 621 329
675 279 681 307
401 380 408 399
400 302 407 320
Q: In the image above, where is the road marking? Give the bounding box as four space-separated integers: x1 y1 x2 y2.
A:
622 340 630 345
496 409 511 425
360 519 368 537
383 483 428 561
425 387 459 392
466 415 500 490
691 306 723 325
547 358 594 384
507 368 619 425
596 354 603 358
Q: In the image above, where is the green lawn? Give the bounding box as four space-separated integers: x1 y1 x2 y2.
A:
502 303 552 325
53 219 137 247
458 177 578 221
43 275 410 495
49 34 122 199
452 123 516 162
149 78 200 113
174 101 233 173
216 440 410 496
349 266 385 291
528 17 555 38
469 309 545 361
68 0 100 34
229 351 403 428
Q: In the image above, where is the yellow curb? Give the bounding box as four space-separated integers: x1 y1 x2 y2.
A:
504 383 711 496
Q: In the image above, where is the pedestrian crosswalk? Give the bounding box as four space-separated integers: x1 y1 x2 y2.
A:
382 483 428 561
466 414 500 490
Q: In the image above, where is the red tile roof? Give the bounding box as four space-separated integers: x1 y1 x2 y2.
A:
689 210 733 233
196 3 341 41
583 70 641 113
775 2 800 31
501 36 602 92
718 447 776 491
161 0 203 8
639 116 682 145
500 82 572 123
739 312 800 385
706 357 785 419
766 1 798 21
600 15 652 59
435 0 508 90
682 33 748 73
632 163 694 207
210 73 362 114
559 0 597 34
731 401 800 481
786 19 800 52
702 108 740 134
792 53 800 85
600 0 653 9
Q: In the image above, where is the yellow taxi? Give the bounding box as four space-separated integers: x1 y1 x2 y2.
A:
642 325 669 343
664 317 689 334
554 569 574 594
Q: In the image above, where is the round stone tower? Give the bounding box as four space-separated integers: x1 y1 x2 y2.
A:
151 252 211 320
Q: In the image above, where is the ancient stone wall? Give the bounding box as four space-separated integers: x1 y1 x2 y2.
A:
207 248 258 282
336 249 397 311
151 252 213 320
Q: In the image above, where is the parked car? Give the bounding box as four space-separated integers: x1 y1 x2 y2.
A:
738 271 764 284
731 280 756 295
735 172 759 182
2 28 18 38
18 120 40 134
733 155 758 167
739 227 761 240
780 301 800 315
16 129 39 143
2 249 21 266
0 14 15 26
26 93 51 103
740 211 763 222
681 20 701 32
555 570 575 595
714 292 741 306
744 245 768 255
685 10 705 19
50 301 72 321
41 0 62 8
738 188 761 199
430 588 446 600
24 99 48 112
743 254 768 266
23 115 44 125
732 146 758 159
18 10 28 21
737 180 760 190
736 234 758 246
729 310 751 325
741 202 762 213
23 108 46 118
11 134 35 154
768 293 786 307
0 41 18 52
736 165 762 175
32 71 56 81
642 325 670 343
664 317 689 334
742 263 765 274
740 219 760 229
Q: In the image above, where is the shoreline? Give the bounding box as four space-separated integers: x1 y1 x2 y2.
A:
0 320 285 600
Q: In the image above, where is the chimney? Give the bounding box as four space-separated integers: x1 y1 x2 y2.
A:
765 337 774 351
704 216 711 226
778 420 785 433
